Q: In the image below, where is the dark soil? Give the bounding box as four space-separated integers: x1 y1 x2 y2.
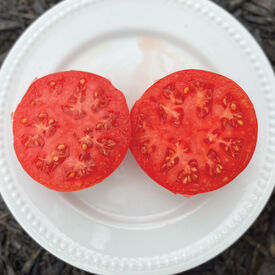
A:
0 0 274 274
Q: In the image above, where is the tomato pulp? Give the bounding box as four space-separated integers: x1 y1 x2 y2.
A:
130 70 258 196
13 71 130 192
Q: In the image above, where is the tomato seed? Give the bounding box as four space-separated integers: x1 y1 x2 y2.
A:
24 141 30 147
39 113 47 118
222 118 228 127
57 144 65 150
235 113 243 118
231 103 237 111
216 167 222 174
107 140 117 148
21 118 28 124
69 172 75 178
80 79 85 85
238 120 244 125
53 156 59 162
82 143 88 150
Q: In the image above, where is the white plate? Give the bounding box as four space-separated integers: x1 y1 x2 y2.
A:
0 0 275 274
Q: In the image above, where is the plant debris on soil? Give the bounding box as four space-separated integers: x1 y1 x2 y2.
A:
0 0 275 274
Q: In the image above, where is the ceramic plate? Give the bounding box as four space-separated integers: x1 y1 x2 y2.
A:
0 0 275 274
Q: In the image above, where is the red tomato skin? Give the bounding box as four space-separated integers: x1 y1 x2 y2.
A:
130 70 258 196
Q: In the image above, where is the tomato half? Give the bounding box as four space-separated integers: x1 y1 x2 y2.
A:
130 70 258 196
13 71 130 192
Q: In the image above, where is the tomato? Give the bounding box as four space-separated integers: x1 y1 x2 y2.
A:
13 71 130 192
130 70 258 196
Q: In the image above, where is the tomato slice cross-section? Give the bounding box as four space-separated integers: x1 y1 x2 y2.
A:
130 70 258 196
13 71 130 192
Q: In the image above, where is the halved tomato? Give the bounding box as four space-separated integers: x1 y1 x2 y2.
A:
13 71 130 192
130 70 258 196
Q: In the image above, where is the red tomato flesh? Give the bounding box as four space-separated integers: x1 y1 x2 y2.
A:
130 70 258 196
13 71 130 192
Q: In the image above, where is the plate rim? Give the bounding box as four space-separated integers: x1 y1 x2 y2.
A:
0 0 275 274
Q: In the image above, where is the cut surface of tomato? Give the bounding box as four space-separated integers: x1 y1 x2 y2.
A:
130 70 258 196
13 71 130 192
